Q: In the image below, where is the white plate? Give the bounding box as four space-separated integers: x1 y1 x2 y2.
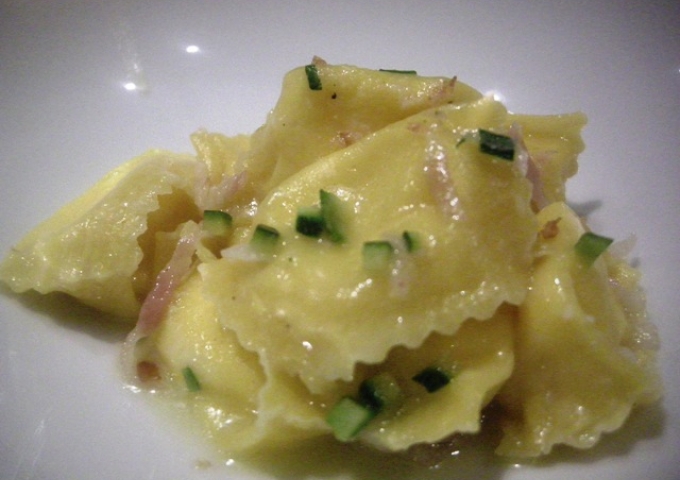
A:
1 1 679 479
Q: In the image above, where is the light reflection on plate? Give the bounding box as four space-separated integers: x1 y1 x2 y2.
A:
1 1 679 479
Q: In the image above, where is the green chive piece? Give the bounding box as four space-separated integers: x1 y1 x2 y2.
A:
479 129 515 161
402 230 421 253
305 64 322 91
326 396 377 442
320 189 346 243
250 224 281 254
412 366 450 393
362 241 395 272
202 210 233 236
295 205 325 237
575 232 614 265
182 366 201 392
378 69 417 75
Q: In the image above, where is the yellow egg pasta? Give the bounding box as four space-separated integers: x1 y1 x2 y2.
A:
496 203 662 456
0 60 662 462
0 151 203 317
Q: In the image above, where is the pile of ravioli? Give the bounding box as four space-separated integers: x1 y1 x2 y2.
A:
0 61 662 458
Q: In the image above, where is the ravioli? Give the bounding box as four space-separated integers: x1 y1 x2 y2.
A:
496 202 662 456
152 266 517 453
244 62 483 198
0 60 662 462
203 96 535 394
0 151 203 318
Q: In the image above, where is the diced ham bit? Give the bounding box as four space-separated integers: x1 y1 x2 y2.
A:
526 154 549 212
508 123 549 211
428 76 457 104
196 169 248 211
333 131 363 148
122 224 200 385
424 136 463 221
311 55 327 67
384 234 416 298
407 122 425 133
136 225 200 335
539 217 562 240
136 360 161 382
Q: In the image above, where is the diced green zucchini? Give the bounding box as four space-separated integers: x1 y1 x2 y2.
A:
575 231 613 265
305 64 322 91
362 240 394 272
479 129 515 161
402 230 421 253
327 374 402 441
202 210 233 237
182 366 201 392
320 189 347 243
250 224 281 255
326 396 377 442
412 366 451 393
378 69 417 75
358 373 402 412
295 205 325 237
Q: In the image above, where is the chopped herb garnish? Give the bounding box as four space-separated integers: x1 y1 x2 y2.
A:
202 210 233 236
379 69 417 75
575 232 613 265
412 366 450 393
362 241 395 272
295 205 325 237
296 191 348 242
182 366 201 392
326 396 377 442
319 189 346 243
402 230 421 253
327 373 403 441
250 224 281 254
305 64 322 91
478 129 515 161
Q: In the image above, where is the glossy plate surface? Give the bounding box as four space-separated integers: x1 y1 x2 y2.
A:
1 1 679 479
